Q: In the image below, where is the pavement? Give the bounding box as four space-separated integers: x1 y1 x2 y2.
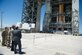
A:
0 32 82 55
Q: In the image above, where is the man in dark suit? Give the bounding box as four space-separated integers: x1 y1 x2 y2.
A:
11 26 22 54
11 25 15 51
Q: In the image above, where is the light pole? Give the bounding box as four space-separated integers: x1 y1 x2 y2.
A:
1 12 3 31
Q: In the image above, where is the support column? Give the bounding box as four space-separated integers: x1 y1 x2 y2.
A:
43 0 51 32
59 4 64 23
72 0 79 36
58 4 64 31
35 1 41 32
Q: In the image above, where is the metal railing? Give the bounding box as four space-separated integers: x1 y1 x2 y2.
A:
49 22 72 28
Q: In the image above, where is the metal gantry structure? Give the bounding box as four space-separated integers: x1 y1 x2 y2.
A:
43 0 72 34
21 0 79 35
43 0 79 35
21 0 44 32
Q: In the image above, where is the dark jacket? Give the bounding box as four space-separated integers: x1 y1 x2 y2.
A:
2 30 9 37
12 30 22 42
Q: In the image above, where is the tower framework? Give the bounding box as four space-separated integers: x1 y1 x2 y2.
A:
21 0 79 35
43 0 79 35
21 0 44 32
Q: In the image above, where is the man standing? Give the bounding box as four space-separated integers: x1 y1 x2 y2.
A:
7 27 13 47
1 27 9 46
11 27 22 54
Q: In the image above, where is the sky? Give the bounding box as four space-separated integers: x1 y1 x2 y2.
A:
79 0 82 34
0 0 23 27
0 0 82 34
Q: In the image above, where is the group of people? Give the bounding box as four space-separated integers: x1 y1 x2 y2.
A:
1 25 22 54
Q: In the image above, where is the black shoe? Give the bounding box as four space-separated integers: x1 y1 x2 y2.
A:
2 44 6 46
19 52 25 54
14 52 17 54
11 50 14 51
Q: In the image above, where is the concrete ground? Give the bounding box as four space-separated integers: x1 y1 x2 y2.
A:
0 32 82 55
